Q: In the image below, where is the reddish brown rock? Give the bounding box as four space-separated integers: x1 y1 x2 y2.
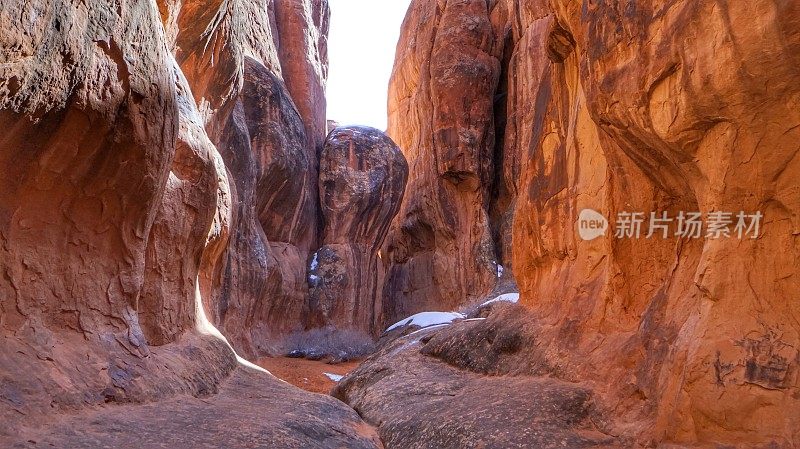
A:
167 0 322 358
140 61 225 345
207 57 317 356
334 304 618 449
383 0 507 324
310 126 408 336
0 0 382 446
9 366 382 449
170 0 283 131
273 0 330 151
508 0 800 446
0 0 237 435
379 0 800 447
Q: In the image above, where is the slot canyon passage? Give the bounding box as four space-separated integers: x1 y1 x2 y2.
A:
0 0 799 447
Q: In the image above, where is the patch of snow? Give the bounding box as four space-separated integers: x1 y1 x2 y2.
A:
386 311 465 332
324 373 344 382
407 323 453 337
480 292 520 307
496 264 504 278
309 251 319 271
309 274 320 282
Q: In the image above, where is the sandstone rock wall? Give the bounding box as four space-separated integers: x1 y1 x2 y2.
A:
387 0 800 446
311 126 408 336
513 1 800 445
274 0 330 151
0 0 240 433
383 0 510 323
162 0 331 357
0 0 384 442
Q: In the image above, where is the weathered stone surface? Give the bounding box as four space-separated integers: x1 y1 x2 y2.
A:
140 60 226 346
0 2 249 433
207 57 316 356
0 0 177 343
507 0 800 446
0 0 195 431
274 0 330 151
0 0 382 446
310 126 408 336
170 0 283 132
334 304 618 449
381 0 800 446
168 0 322 358
383 0 508 325
319 127 408 246
6 366 382 449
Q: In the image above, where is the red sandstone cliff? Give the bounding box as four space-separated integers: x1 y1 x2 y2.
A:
382 0 507 322
509 0 800 444
165 0 324 357
2 0 798 446
344 0 800 447
311 126 408 337
0 0 386 445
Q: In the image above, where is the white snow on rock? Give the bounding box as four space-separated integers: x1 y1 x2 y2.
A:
383 294 519 335
407 323 453 337
386 311 466 332
324 373 344 382
480 292 520 307
308 252 321 284
496 264 504 278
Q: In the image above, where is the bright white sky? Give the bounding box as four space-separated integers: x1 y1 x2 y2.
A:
326 0 412 131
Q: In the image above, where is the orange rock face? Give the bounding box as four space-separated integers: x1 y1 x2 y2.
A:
383 0 508 323
0 0 379 445
511 0 800 445
164 0 327 358
386 0 800 446
311 126 408 336
0 0 239 433
140 62 224 346
274 0 330 151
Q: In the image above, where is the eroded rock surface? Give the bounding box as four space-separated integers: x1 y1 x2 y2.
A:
506 0 800 446
9 366 382 449
0 0 383 445
311 126 408 337
382 0 509 324
380 0 800 447
334 304 618 449
0 0 206 433
207 56 316 357
274 0 330 151
166 0 326 358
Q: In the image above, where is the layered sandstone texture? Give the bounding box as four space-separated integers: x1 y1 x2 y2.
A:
382 0 509 322
371 0 800 447
0 0 380 446
273 0 330 151
168 0 329 358
310 126 408 336
335 303 617 449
